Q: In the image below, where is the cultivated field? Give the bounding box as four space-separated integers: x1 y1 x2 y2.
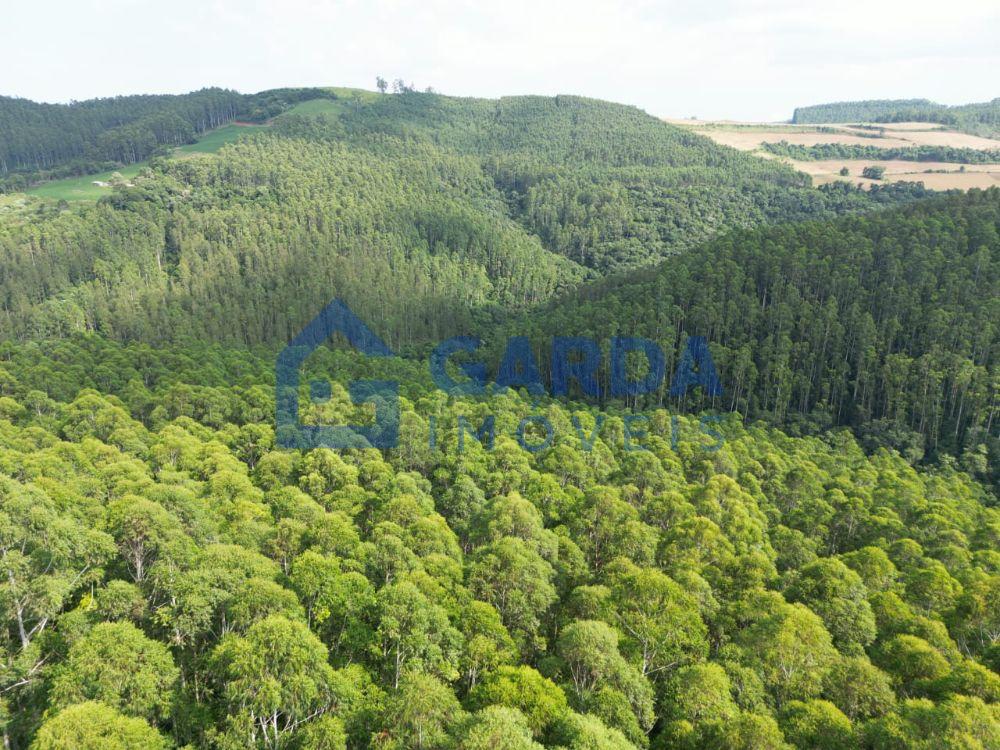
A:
786 157 1000 189
667 118 1000 190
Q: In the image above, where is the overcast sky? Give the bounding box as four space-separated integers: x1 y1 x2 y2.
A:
5 0 999 121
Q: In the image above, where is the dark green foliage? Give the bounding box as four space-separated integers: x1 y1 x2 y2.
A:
0 87 329 187
0 90 928 348
332 91 923 272
793 99 942 124
763 141 1000 165
792 98 1000 138
506 189 1000 468
0 134 586 349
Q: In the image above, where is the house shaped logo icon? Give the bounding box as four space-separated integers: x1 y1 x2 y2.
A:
275 299 399 450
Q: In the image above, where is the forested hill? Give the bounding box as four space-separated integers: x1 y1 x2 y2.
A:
506 188 1000 478
793 100 942 124
0 87 326 180
325 92 928 271
336 92 773 166
1 87 999 750
0 90 928 350
792 98 1000 137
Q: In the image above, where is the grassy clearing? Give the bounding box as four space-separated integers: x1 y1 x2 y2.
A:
175 123 267 155
324 87 380 102
283 98 350 118
26 123 267 200
25 164 144 201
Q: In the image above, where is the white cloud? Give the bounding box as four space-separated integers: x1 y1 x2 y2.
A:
3 0 998 120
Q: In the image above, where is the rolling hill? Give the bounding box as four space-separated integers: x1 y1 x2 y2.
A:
505 188 999 472
0 84 998 750
0 87 330 192
793 98 1000 138
0 89 929 353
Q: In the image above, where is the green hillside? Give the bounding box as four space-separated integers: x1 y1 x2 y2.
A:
173 122 269 154
0 87 330 192
24 123 269 201
507 188 1000 474
0 86 997 750
793 98 1000 138
3 135 585 349
329 93 929 271
0 91 929 353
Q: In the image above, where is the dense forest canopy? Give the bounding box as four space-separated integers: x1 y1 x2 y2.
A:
0 337 997 749
0 85 997 750
793 100 943 124
503 189 999 478
761 141 1000 164
0 87 330 186
792 98 1000 138
0 91 929 353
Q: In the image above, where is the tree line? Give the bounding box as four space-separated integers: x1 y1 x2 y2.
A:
762 141 1000 165
792 99 1000 139
0 87 330 190
496 188 1000 479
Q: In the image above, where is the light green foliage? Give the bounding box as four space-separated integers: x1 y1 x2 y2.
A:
458 706 544 750
0 338 993 750
821 656 896 720
555 620 654 743
379 673 464 750
778 700 855 750
785 558 876 653
467 665 570 739
208 615 339 748
604 559 708 677
661 663 739 726
294 714 348 750
372 578 462 687
469 537 557 652
862 696 1000 749
30 702 168 750
24 164 144 201
458 600 517 689
49 622 178 723
736 598 840 706
550 711 637 750
874 635 952 695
